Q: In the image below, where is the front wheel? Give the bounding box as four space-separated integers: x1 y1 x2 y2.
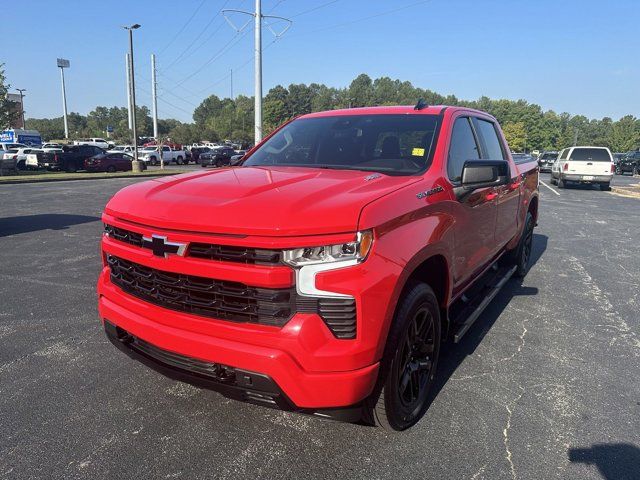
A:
176 156 184 165
364 283 441 431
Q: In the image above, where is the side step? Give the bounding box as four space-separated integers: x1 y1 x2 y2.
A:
451 265 517 343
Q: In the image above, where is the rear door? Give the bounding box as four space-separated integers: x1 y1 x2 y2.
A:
473 117 520 249
448 116 498 288
566 147 612 177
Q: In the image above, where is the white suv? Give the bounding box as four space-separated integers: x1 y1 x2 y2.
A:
551 146 614 190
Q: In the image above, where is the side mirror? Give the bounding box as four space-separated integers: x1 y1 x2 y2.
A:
456 160 509 198
229 155 245 166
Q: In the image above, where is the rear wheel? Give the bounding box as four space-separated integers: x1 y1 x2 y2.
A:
176 156 184 165
106 165 116 173
150 156 158 166
557 177 566 188
508 211 534 278
600 182 611 191
364 283 441 431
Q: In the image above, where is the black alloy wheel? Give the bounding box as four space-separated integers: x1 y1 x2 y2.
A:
395 307 436 409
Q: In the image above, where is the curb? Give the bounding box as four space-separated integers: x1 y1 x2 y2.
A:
0 170 189 185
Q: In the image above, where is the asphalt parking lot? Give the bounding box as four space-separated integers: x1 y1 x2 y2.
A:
1 173 639 480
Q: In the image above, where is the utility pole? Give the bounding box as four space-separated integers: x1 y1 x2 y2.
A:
15 88 26 129
573 128 579 147
222 3 291 144
56 58 70 139
126 53 132 129
254 0 262 142
230 68 233 100
123 24 142 172
151 53 158 139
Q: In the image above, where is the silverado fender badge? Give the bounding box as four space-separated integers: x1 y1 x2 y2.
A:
416 185 444 200
142 234 188 258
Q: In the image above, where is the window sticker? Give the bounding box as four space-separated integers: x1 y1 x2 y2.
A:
412 147 425 156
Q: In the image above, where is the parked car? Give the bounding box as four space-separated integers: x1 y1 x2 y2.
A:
108 145 135 154
137 145 187 165
612 152 625 164
229 151 247 166
189 146 212 164
0 142 29 155
41 143 64 150
74 138 113 150
537 151 558 172
36 144 105 172
85 152 143 172
550 146 614 189
615 151 640 175
99 104 540 431
2 147 39 170
199 146 236 167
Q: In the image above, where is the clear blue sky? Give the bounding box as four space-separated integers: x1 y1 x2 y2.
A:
3 0 639 123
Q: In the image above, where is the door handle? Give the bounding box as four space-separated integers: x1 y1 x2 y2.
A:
486 192 498 201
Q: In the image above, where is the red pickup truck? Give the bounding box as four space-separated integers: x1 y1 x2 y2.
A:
98 104 539 431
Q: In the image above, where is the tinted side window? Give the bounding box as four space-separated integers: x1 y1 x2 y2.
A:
475 119 505 160
559 149 569 160
448 117 480 182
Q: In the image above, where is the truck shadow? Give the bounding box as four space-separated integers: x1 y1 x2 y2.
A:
568 443 640 480
428 233 548 405
0 214 100 237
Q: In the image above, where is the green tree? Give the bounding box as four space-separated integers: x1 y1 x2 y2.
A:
502 122 527 152
0 64 18 128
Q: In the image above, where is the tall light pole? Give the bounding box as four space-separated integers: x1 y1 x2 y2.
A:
126 53 133 129
222 3 291 144
15 88 26 129
151 53 158 139
123 24 142 172
56 58 70 139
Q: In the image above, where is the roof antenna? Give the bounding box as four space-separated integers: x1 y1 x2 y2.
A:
414 98 428 110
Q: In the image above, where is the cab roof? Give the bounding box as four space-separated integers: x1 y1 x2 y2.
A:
300 105 493 119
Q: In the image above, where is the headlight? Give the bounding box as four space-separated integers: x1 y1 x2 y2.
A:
283 230 373 267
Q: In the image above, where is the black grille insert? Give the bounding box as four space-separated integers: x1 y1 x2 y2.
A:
104 224 281 265
107 255 295 326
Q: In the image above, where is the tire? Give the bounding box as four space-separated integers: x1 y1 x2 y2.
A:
600 182 611 191
150 156 158 166
363 283 441 431
550 176 557 185
557 177 566 188
106 165 116 173
505 211 534 278
633 167 639 176
65 161 77 173
615 167 621 175
176 156 184 165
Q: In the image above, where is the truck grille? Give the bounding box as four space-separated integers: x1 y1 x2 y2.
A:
104 224 281 265
107 255 295 326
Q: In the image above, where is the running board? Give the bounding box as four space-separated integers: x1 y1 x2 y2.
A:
452 265 517 343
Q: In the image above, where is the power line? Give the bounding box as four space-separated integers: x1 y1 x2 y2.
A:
288 0 433 36
289 0 340 18
160 0 233 72
172 28 251 87
157 0 209 56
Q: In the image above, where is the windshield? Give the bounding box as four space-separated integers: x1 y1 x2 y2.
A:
540 153 557 160
569 148 611 161
244 114 440 175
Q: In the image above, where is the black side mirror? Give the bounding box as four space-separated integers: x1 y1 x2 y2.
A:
454 160 509 199
461 160 509 188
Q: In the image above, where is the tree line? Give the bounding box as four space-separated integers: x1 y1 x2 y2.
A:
16 73 640 152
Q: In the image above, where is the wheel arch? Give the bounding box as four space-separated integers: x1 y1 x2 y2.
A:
380 248 452 357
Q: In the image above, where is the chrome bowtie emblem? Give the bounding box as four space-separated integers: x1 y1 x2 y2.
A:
142 234 187 258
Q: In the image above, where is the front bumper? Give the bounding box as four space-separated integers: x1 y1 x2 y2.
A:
98 262 385 410
561 173 612 183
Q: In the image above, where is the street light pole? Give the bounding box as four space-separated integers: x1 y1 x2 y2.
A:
123 24 142 172
56 58 71 139
16 88 26 129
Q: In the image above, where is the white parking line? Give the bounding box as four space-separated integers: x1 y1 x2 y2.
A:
540 180 560 196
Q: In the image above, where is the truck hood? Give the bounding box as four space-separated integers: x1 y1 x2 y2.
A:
105 166 420 236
